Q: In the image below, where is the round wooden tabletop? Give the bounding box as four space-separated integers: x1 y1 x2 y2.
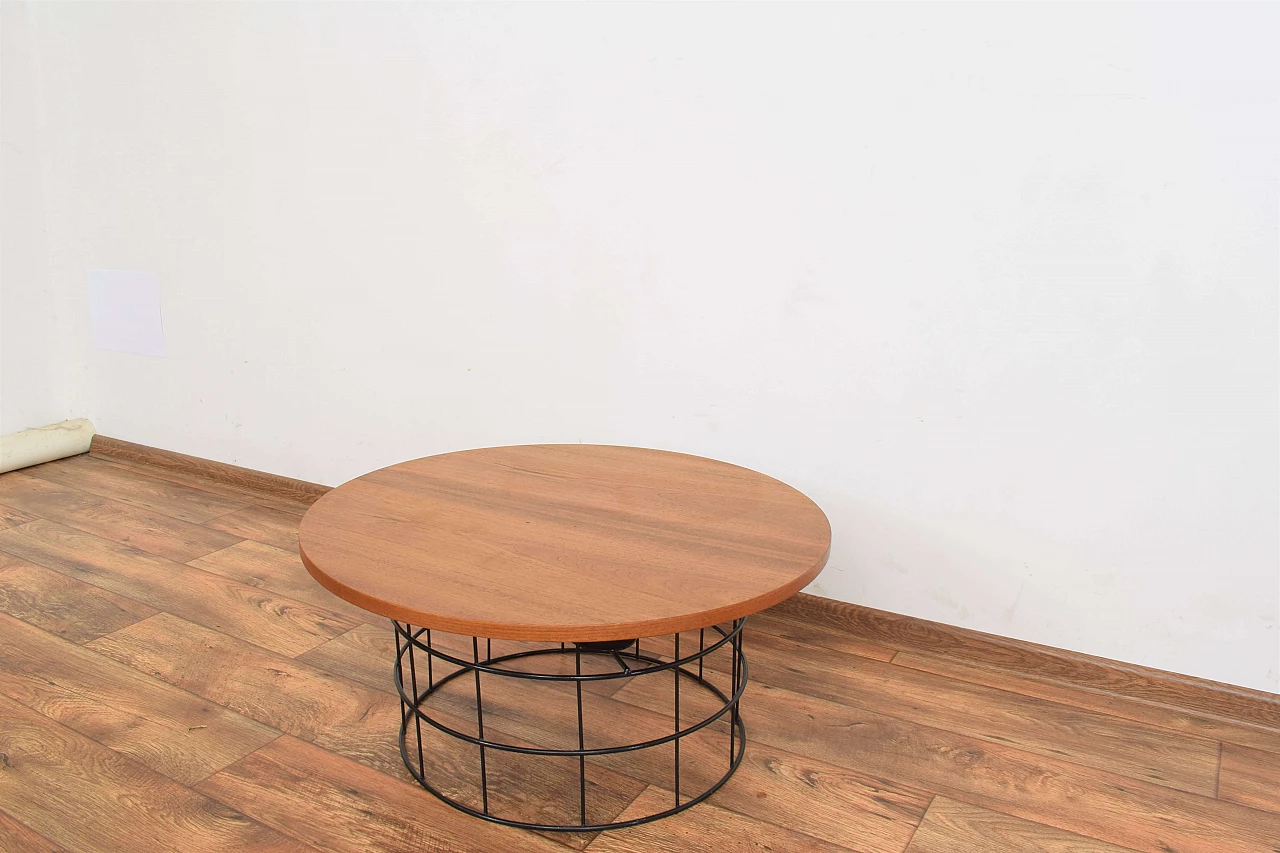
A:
299 445 830 641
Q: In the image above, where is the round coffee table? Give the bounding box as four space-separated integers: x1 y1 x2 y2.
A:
299 445 830 831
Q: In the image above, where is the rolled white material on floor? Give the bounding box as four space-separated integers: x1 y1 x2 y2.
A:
0 418 96 473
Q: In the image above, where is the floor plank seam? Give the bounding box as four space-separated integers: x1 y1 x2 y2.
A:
185 732 291 788
0 520 355 659
181 541 259 567
0 648 287 795
898 793 935 853
186 781 330 853
77 610 306 741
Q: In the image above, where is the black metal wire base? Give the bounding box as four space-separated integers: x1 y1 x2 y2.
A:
393 619 748 832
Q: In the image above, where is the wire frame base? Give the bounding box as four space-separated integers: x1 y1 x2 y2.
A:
392 619 749 832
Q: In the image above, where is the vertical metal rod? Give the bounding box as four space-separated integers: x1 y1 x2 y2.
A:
729 620 739 767
487 637 492 661
393 621 406 712
575 646 586 826
737 621 745 735
405 624 425 779
674 631 681 806
472 636 489 814
425 628 433 689
698 628 705 680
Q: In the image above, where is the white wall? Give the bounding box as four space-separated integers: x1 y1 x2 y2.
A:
2 2 1276 691
1 5 87 432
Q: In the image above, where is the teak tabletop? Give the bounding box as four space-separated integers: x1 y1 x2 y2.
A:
299 445 831 641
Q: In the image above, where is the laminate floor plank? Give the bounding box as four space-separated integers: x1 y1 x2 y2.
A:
0 612 279 785
1219 744 1280 814
197 735 569 853
0 520 358 657
296 621 399 692
26 454 252 523
205 504 304 551
584 785 851 853
903 797 1138 853
87 612 647 836
643 627 1219 796
0 695 317 853
895 651 1280 756
612 677 1280 853
0 501 38 529
87 612 407 771
188 539 377 627
0 471 241 561
0 809 70 853
0 553 156 644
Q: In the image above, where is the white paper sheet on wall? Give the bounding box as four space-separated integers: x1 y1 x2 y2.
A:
87 270 167 357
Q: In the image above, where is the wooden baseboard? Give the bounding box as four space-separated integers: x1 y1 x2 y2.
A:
769 592 1280 730
89 435 331 507
85 436 1279 731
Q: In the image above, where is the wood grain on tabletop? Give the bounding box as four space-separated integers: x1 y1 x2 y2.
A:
298 445 831 641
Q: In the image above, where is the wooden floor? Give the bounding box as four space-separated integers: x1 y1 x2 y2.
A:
1 453 1277 853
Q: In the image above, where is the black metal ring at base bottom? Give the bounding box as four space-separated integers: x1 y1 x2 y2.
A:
393 621 748 832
